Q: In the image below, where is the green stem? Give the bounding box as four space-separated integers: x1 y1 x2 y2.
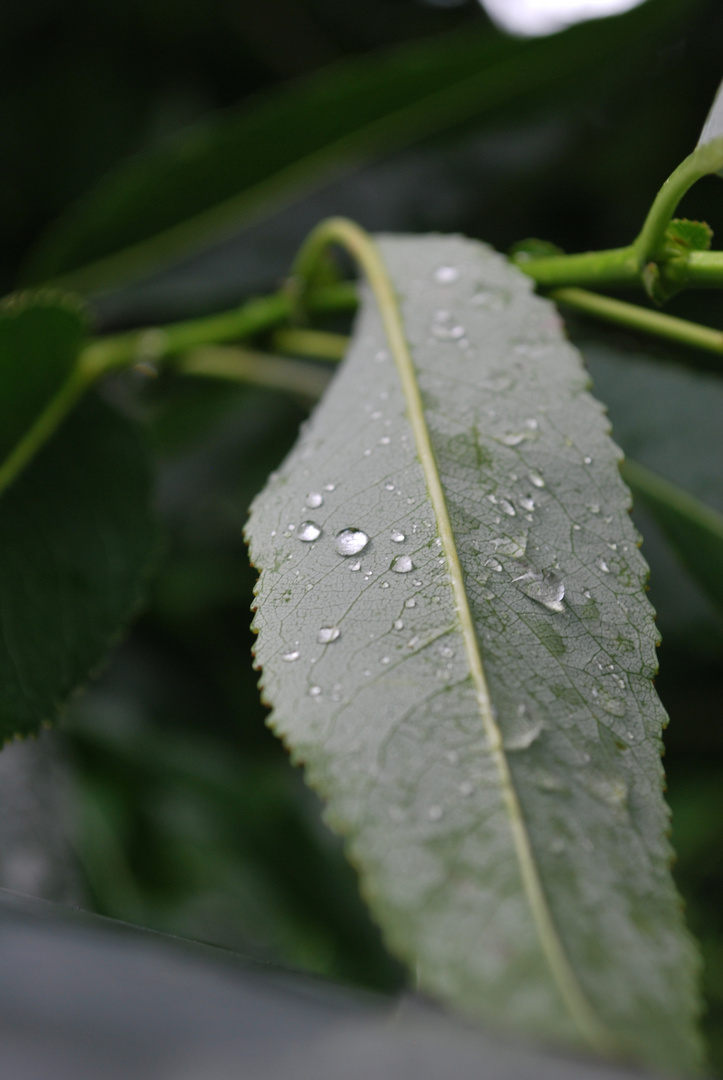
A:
178 345 332 399
0 281 358 500
550 287 723 356
681 250 723 287
81 282 357 381
515 246 637 289
272 328 348 361
518 137 723 293
632 137 723 266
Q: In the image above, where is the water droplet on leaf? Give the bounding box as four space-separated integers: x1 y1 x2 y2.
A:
317 626 341 644
434 265 459 284
306 492 323 509
391 555 414 574
336 528 369 556
297 521 321 542
391 529 405 543
282 651 300 662
529 471 545 489
514 569 565 612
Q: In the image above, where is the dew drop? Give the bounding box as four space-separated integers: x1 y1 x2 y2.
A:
306 492 324 509
324 483 336 492
439 645 455 659
587 503 600 515
491 535 527 559
519 496 535 512
317 626 341 644
514 569 565 612
485 558 503 572
309 685 322 697
499 499 516 517
391 529 406 543
405 598 417 608
375 349 389 363
379 436 390 445
380 581 390 589
601 694 626 718
391 555 414 574
529 471 546 489
434 265 459 284
336 528 369 556
393 619 404 631
349 561 361 572
428 804 444 821
281 650 300 662
596 558 610 574
503 432 527 447
584 456 593 465
380 656 391 665
297 521 321 542
384 483 395 492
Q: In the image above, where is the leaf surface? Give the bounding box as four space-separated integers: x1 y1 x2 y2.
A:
246 236 703 1074
24 0 691 293
0 394 156 741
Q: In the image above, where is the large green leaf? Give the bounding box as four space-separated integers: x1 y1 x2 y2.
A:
24 0 693 294
246 236 703 1074
0 394 156 741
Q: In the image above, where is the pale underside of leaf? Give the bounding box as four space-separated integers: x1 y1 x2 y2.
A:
245 236 703 1074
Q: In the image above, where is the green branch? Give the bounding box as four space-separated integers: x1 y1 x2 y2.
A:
632 137 723 267
178 345 333 399
517 137 723 295
550 287 723 356
81 282 357 381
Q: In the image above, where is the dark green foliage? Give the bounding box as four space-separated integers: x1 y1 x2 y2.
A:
0 291 86 458
0 396 156 740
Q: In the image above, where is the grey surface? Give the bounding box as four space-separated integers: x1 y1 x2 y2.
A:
0 731 84 905
0 888 666 1080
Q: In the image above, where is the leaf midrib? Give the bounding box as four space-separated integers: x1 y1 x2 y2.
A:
325 220 616 1055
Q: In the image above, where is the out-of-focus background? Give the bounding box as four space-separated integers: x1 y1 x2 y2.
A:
2 0 723 1068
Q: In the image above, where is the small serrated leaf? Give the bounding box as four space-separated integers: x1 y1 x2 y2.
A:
665 219 713 252
246 235 703 1074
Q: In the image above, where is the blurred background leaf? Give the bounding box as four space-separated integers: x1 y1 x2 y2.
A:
2 0 723 1068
